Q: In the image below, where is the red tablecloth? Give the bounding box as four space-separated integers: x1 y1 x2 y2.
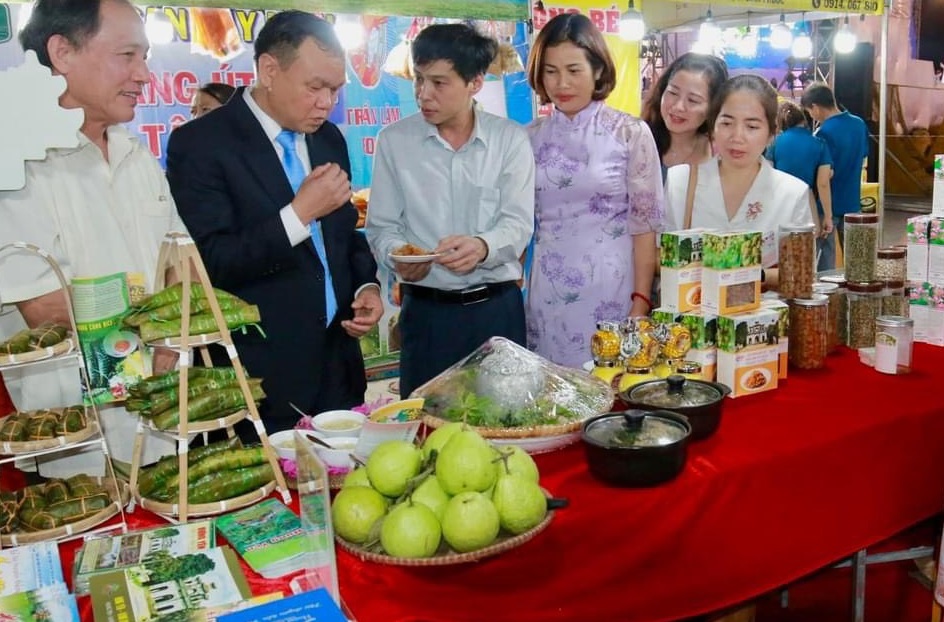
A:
58 345 944 621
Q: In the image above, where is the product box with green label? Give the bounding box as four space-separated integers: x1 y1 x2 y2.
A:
659 228 711 312
679 309 717 381
760 298 790 381
716 307 779 398
701 230 763 316
907 216 930 283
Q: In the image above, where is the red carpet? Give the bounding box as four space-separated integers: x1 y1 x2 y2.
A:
750 518 938 622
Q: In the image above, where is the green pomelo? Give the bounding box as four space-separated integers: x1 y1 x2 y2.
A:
410 475 450 521
491 475 547 535
435 430 498 495
341 467 371 489
331 486 388 544
380 501 442 558
421 422 465 462
494 445 540 483
440 491 500 553
366 440 422 497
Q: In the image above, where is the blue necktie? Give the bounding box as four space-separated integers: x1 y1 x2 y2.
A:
276 129 337 326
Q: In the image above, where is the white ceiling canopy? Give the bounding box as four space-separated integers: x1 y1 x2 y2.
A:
642 3 848 33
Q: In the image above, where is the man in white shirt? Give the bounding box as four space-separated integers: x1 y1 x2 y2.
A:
0 0 181 472
365 24 535 397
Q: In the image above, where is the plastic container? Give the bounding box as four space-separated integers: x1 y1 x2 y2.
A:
812 282 841 353
881 280 908 317
778 224 816 299
846 281 884 348
843 213 879 282
875 247 906 281
874 315 914 375
788 295 829 369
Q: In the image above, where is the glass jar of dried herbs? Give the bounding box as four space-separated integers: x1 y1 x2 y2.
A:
881 280 908 317
788 295 829 369
778 224 816 299
843 214 879 282
819 275 848 347
876 247 906 281
813 281 841 353
846 280 883 348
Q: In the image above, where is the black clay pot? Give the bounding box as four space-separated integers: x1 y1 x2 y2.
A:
620 375 731 440
581 409 691 487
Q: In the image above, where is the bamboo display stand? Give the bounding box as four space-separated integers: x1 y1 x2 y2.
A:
129 233 289 523
0 242 128 546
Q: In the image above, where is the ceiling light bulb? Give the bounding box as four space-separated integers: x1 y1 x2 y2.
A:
619 0 646 42
791 23 812 58
145 11 174 45
334 17 365 51
833 17 857 54
770 15 793 50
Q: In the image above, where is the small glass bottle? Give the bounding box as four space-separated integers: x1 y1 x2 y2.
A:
812 281 841 353
788 295 829 369
843 213 879 282
819 275 848 347
778 223 816 299
874 315 914 375
876 247 906 281
846 280 884 348
881 280 908 317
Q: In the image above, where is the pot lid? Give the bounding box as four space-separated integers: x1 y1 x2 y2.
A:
585 410 687 448
627 374 724 408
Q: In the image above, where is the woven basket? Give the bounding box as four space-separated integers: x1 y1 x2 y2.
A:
136 479 276 518
336 504 555 567
1 478 129 546
0 416 99 455
422 414 584 439
0 337 75 367
141 408 248 435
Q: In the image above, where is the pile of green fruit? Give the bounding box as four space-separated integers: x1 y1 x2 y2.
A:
331 424 549 559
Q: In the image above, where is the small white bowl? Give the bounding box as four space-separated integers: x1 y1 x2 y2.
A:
311 410 366 438
314 436 359 469
268 430 301 461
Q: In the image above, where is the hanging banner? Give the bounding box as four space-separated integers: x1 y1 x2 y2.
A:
679 0 883 16
533 2 641 115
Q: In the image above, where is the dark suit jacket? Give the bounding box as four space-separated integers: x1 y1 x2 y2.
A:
165 87 379 431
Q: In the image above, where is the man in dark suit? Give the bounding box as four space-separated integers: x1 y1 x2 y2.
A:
166 11 382 433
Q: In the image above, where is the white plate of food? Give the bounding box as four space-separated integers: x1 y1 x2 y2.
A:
389 243 441 263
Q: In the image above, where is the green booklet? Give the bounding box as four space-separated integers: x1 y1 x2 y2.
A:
215 498 308 579
89 546 250 622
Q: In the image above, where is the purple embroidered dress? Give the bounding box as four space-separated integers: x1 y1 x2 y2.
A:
525 101 664 368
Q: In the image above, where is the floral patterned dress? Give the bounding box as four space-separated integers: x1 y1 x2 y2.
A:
525 101 664 368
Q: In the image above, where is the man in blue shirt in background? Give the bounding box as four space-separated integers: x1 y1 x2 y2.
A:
801 83 869 271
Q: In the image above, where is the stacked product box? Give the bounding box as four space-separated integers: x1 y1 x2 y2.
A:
701 230 763 316
906 209 944 346
660 228 711 312
760 298 790 381
717 307 780 398
679 309 718 381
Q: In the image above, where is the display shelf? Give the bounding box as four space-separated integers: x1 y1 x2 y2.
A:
128 233 289 523
0 241 129 547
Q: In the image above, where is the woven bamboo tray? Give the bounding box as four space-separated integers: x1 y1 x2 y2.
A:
139 408 248 435
0 417 99 455
135 479 276 518
422 414 584 439
1 478 129 547
147 332 222 349
0 337 75 367
336 505 555 567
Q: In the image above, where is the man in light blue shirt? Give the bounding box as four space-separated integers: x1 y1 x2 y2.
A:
365 24 535 397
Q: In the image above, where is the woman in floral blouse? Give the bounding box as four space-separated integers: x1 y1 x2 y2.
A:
523 13 664 368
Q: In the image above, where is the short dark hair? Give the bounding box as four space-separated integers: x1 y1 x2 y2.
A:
19 0 113 68
710 74 779 135
800 82 837 109
199 82 236 106
254 11 343 68
641 52 728 157
527 13 616 105
411 24 497 83
777 100 808 132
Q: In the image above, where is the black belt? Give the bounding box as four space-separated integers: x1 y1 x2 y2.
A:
401 281 517 305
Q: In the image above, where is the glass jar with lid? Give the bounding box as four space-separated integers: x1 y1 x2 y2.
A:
881 280 908 317
819 275 848 347
812 282 841 353
846 280 884 348
843 213 879 282
788 295 829 369
778 223 816 299
876 247 906 281
874 315 914 375
591 320 622 367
